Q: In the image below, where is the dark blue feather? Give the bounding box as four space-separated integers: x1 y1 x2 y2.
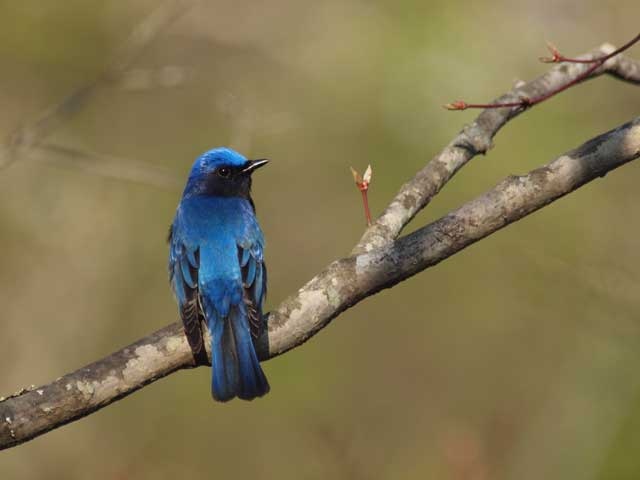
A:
254 263 264 307
180 257 196 289
239 248 251 267
245 257 257 287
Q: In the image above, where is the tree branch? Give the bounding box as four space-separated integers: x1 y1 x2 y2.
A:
2 115 638 451
34 142 182 191
353 44 640 254
447 33 640 110
0 0 195 171
608 53 640 84
1 41 638 451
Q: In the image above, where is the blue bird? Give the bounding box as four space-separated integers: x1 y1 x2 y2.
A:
168 147 270 401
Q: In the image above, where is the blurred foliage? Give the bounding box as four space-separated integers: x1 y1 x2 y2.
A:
0 0 639 479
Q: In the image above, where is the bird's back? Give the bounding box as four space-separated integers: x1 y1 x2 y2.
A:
169 192 269 401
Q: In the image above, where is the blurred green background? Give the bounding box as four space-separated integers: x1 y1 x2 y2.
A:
1 1 639 479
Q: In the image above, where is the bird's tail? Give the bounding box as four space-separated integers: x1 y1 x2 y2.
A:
209 304 270 402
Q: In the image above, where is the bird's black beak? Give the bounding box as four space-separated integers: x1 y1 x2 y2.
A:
242 159 269 174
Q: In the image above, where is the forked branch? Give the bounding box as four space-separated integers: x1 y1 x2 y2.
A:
1 39 639 451
445 32 640 111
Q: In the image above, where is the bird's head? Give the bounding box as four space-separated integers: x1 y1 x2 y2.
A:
183 147 268 199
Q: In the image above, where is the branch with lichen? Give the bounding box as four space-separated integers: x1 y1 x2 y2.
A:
353 42 639 256
1 40 639 451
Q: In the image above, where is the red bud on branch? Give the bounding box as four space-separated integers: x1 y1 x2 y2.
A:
350 165 373 226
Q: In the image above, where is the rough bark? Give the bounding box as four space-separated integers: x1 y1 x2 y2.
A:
2 116 638 450
353 44 640 254
1 42 639 450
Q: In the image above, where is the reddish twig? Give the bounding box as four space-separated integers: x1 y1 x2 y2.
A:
350 165 373 226
444 99 530 111
445 32 640 111
540 33 640 64
539 41 600 64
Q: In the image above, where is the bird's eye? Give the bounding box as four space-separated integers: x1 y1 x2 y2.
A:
217 167 231 178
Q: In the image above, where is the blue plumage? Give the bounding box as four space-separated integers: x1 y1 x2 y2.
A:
169 148 270 401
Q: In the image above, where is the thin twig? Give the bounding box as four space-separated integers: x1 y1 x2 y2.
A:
353 45 639 255
0 34 639 452
360 189 372 227
540 33 640 64
0 0 195 171
35 143 182 191
350 165 373 226
2 116 639 450
445 32 640 111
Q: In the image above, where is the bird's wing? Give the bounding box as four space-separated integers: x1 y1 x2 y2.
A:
237 236 267 340
168 224 208 364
